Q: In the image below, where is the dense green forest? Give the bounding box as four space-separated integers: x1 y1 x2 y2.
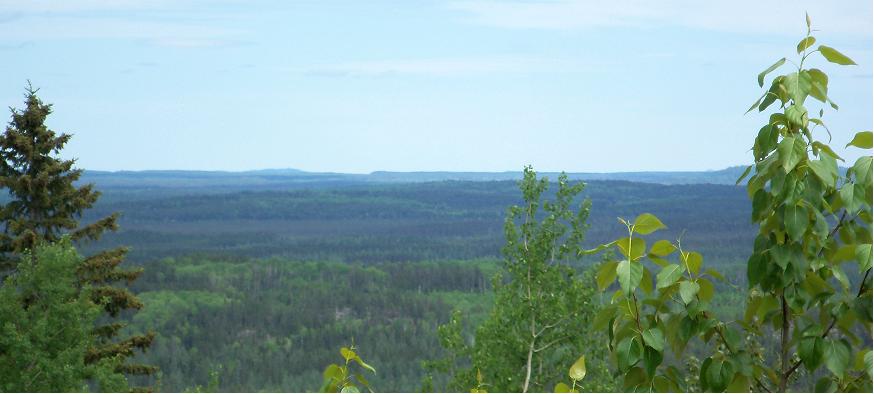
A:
73 177 754 391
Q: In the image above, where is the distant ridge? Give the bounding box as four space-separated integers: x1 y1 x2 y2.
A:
79 166 751 192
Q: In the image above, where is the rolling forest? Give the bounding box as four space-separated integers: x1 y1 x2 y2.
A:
1 15 872 394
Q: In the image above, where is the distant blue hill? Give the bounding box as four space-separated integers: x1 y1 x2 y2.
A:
82 166 751 191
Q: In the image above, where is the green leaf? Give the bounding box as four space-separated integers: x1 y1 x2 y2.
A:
340 347 356 362
640 266 653 295
656 264 684 289
758 58 786 87
819 45 857 65
797 36 816 53
683 251 703 275
799 336 825 371
678 281 699 305
643 345 662 378
735 165 753 185
341 385 360 393
649 240 676 257
784 203 808 242
642 327 665 352
569 355 587 381
596 261 619 291
355 358 376 374
633 213 666 235
703 358 734 392
865 351 872 377
617 237 646 260
726 374 750 393
617 259 643 296
554 382 572 393
846 131 873 149
778 135 806 172
697 278 714 303
856 244 872 273
616 336 643 371
824 339 851 376
808 159 836 188
840 183 858 213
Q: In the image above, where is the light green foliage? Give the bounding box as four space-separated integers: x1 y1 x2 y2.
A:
0 240 128 392
320 344 377 393
584 213 730 392
583 16 872 393
438 167 614 393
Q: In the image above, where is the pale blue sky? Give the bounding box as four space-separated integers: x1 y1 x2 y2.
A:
0 0 871 173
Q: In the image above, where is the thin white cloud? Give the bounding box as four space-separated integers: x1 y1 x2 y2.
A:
448 0 872 37
301 56 605 78
0 0 248 48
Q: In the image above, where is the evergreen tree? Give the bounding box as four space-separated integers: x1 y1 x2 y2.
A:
0 84 156 389
0 239 129 392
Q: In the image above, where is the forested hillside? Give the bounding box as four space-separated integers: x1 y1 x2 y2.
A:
77 178 757 391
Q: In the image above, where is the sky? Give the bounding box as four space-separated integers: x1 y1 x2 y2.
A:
0 0 871 173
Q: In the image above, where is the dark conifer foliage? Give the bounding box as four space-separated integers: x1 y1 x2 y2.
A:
0 84 156 389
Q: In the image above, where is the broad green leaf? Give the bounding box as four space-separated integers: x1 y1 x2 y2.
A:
819 45 857 65
726 374 750 393
785 104 808 128
617 259 643 296
341 347 356 362
596 261 619 291
569 355 587 381
633 213 666 235
643 345 662 378
758 58 786 87
678 281 700 305
856 244 872 273
697 278 714 303
704 358 734 392
832 265 850 291
656 264 684 289
840 183 858 213
640 266 653 295
642 327 665 352
554 382 572 393
808 159 836 188
617 237 646 260
811 141 844 161
683 251 703 275
797 36 816 53
799 336 825 371
616 336 643 371
324 364 342 380
650 240 676 257
784 204 808 242
808 69 829 101
824 339 851 376
778 135 806 172
341 385 360 393
846 131 873 149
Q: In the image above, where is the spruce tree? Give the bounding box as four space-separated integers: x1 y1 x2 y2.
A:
0 84 156 389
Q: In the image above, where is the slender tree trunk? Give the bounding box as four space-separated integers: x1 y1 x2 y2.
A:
523 336 534 393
